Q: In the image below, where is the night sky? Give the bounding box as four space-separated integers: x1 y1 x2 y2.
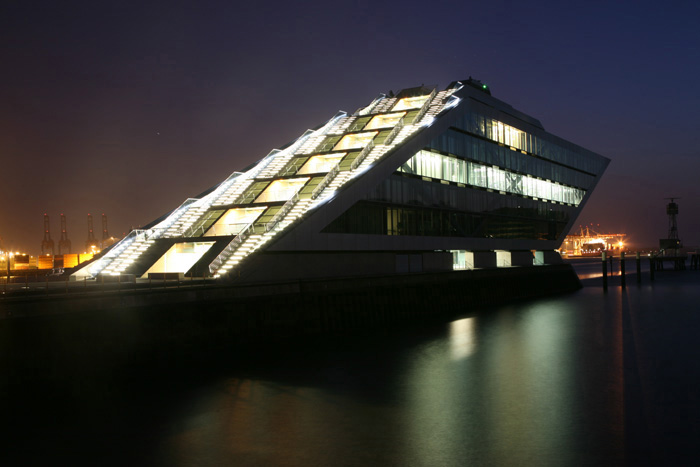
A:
3 0 700 254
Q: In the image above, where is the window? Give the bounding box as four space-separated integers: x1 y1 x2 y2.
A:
392 95 430 111
143 242 215 277
254 178 309 203
298 153 346 174
364 112 405 130
333 132 377 151
204 207 267 236
398 150 585 206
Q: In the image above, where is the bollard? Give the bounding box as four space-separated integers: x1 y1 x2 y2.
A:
620 251 626 288
650 258 655 281
602 251 608 291
636 252 641 284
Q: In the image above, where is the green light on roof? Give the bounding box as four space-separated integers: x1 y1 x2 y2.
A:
482 84 488 89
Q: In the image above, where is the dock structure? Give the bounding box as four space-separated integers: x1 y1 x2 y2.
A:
561 225 626 257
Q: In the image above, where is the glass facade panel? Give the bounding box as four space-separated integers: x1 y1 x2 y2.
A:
298 176 325 200
347 116 371 132
333 132 377 151
204 207 267 236
323 199 569 241
398 150 585 205
364 112 405 130
253 206 281 231
254 178 309 203
393 95 430 111
238 181 270 204
143 242 215 276
188 209 224 237
450 110 608 175
298 153 346 174
279 157 309 176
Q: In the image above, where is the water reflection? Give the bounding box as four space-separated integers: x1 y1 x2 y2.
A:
401 298 622 466
140 291 625 466
449 316 477 360
6 273 639 466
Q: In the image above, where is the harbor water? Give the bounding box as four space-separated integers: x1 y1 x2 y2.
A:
2 258 699 466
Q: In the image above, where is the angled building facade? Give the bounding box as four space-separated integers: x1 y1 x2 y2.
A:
73 80 609 283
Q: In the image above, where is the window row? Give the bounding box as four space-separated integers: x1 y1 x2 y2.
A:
452 110 608 175
427 129 596 189
365 175 573 223
322 201 568 241
398 150 585 205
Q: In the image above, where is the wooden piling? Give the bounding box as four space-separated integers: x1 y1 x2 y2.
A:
602 251 608 291
620 251 626 289
609 255 614 275
636 252 641 284
650 258 655 281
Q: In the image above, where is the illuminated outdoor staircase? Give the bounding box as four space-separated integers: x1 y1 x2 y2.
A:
207 91 459 278
100 235 156 276
74 87 460 281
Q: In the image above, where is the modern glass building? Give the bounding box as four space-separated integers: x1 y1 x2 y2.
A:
73 79 609 282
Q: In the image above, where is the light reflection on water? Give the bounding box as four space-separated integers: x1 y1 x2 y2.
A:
449 316 476 360
568 256 652 280
21 260 693 465
144 288 625 466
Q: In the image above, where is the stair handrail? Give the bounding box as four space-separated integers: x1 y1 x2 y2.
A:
350 140 375 171
383 117 405 146
79 227 168 277
311 163 341 200
265 193 299 232
207 223 258 273
412 88 437 124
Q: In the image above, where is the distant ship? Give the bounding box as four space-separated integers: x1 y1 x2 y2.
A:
560 226 626 257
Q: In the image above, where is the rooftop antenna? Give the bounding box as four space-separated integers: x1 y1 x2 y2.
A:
58 213 72 254
41 213 55 255
85 214 99 252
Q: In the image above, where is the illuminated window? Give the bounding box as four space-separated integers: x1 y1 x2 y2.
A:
398 150 585 205
298 153 346 174
333 132 377 150
364 112 405 130
254 178 309 203
205 207 267 236
143 242 215 277
392 95 430 111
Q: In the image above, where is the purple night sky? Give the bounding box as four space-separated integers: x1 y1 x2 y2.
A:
2 0 700 253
